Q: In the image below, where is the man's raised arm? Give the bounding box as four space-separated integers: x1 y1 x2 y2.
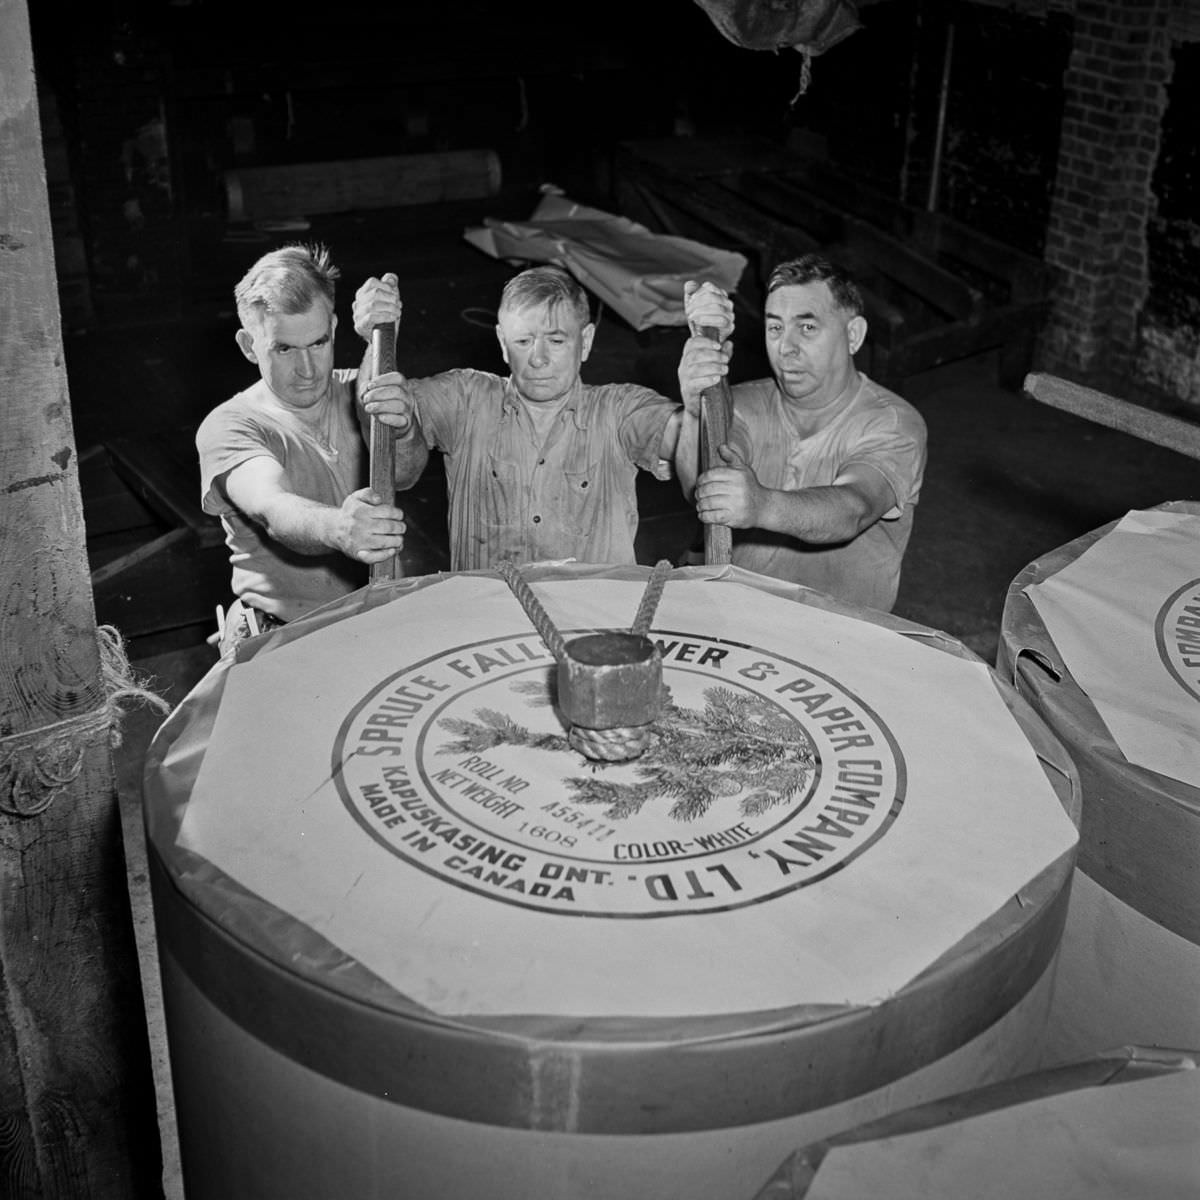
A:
352 271 429 490
674 280 735 498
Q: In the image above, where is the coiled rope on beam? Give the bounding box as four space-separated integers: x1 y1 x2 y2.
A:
0 625 171 818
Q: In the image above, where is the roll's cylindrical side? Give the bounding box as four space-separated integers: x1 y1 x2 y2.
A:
999 502 1200 1061
153 862 1061 1200
1001 583 1200 943
148 835 1073 1139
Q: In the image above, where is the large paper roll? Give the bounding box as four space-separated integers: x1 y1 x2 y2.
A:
147 564 1079 1199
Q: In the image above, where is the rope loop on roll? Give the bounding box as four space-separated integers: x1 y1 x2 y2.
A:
497 561 674 762
630 559 672 637
497 560 569 663
568 724 655 763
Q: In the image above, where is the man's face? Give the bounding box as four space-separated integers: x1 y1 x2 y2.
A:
496 300 595 404
236 300 336 411
764 281 865 410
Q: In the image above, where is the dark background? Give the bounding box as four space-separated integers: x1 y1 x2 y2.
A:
28 1 1077 315
26 0 1200 662
27 0 1199 338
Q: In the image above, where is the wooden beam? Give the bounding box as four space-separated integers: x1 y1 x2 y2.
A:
90 529 191 587
224 150 501 222
1025 373 1200 461
0 3 162 1195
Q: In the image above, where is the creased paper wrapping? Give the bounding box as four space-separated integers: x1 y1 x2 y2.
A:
165 569 1077 1020
464 192 747 330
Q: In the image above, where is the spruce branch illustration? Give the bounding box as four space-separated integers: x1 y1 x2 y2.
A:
436 683 816 824
438 708 567 755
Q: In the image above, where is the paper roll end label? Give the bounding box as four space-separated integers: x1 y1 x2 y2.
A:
333 630 906 917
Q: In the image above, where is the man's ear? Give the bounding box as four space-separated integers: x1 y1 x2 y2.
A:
495 325 510 366
235 328 257 364
580 322 596 362
847 315 868 357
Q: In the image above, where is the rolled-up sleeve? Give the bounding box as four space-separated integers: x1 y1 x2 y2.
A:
615 385 678 472
840 404 927 517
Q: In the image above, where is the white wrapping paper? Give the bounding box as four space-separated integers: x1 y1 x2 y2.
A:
805 1068 1200 1200
176 575 1076 1018
463 192 747 330
1025 509 1200 789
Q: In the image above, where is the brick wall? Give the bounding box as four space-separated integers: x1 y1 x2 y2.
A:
1141 37 1200 405
1040 0 1175 379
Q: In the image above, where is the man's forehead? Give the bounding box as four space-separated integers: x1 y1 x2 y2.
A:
259 301 334 342
765 281 836 321
499 300 585 335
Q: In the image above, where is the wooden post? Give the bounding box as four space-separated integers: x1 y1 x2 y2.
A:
0 3 161 1196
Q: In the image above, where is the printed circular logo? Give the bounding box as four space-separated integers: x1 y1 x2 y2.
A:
333 630 906 917
1156 578 1200 702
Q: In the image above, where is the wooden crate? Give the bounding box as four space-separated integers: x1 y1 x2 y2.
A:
614 137 1051 392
